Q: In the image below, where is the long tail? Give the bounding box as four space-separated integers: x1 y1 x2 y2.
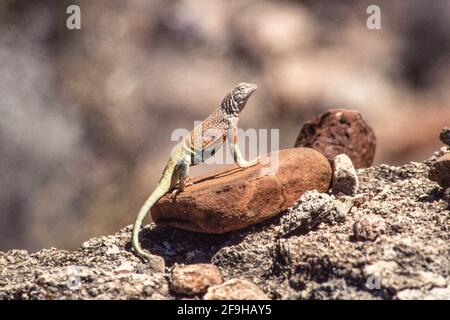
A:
132 161 176 261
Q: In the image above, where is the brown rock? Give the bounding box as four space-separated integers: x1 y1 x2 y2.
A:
170 264 223 296
152 148 332 233
332 154 359 196
203 279 269 300
428 153 450 188
353 215 387 241
295 109 376 168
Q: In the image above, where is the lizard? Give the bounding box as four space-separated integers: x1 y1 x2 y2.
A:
132 82 260 262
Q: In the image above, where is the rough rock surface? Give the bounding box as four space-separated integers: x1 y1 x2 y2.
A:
443 188 450 204
353 215 387 241
332 154 359 196
276 191 346 238
152 148 332 233
440 127 450 146
170 263 223 296
428 153 450 188
295 109 376 168
0 149 448 300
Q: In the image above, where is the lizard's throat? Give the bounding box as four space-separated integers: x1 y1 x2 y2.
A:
221 95 241 117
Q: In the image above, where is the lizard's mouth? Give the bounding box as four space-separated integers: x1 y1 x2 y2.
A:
242 84 257 101
246 83 257 95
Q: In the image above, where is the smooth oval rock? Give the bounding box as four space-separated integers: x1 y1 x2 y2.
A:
170 263 223 296
295 109 376 168
151 148 332 233
203 279 269 300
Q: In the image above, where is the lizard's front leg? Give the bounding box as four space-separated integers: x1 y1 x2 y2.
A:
227 126 260 168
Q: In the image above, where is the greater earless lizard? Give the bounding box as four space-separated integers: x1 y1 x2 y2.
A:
132 82 260 262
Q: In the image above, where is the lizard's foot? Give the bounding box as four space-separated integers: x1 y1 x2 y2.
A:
179 176 194 192
170 188 181 198
136 252 166 272
240 156 261 168
170 177 194 197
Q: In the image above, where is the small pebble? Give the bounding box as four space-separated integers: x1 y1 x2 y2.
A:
204 279 269 300
428 153 450 188
353 215 386 241
170 264 223 296
106 245 120 255
439 127 450 146
332 154 359 196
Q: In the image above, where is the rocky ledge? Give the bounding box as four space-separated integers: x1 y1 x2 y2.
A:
0 148 449 300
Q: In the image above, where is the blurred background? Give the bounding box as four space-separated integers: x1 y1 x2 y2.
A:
0 0 449 251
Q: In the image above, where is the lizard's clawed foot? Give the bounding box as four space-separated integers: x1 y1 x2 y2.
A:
179 176 194 191
170 188 180 198
171 176 194 197
240 156 261 168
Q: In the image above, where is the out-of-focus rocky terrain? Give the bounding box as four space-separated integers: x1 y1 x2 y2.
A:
0 0 449 251
1 148 448 300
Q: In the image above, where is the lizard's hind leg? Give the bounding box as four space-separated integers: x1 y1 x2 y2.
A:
169 165 181 198
169 166 180 191
170 158 193 196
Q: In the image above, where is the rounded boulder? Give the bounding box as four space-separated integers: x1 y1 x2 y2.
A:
295 109 376 168
151 148 332 233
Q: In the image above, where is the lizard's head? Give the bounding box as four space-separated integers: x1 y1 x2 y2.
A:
221 82 257 116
